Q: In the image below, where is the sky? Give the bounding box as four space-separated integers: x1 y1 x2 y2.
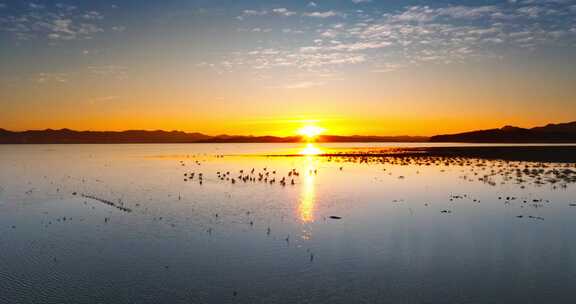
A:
0 0 575 136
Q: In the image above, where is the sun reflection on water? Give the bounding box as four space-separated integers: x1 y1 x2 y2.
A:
298 144 320 224
299 165 315 223
299 143 323 156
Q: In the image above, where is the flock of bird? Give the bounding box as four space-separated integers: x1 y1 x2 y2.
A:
182 162 307 188
322 154 576 188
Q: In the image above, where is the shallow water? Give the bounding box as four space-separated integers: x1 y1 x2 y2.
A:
1 143 576 303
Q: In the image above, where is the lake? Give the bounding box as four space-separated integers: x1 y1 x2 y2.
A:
1 143 576 303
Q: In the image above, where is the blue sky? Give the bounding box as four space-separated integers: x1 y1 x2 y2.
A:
2 0 575 79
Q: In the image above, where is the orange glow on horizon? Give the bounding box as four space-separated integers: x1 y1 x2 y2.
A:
2 108 569 138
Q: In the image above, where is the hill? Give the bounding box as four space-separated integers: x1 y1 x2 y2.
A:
0 129 427 144
430 121 576 143
3 121 575 144
0 129 211 144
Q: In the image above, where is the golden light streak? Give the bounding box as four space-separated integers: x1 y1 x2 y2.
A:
298 147 320 223
298 166 315 223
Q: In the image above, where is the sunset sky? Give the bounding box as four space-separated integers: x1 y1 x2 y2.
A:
1 0 575 136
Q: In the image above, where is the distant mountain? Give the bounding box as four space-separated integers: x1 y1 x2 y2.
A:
430 121 576 143
4 121 573 144
0 128 428 144
0 129 212 144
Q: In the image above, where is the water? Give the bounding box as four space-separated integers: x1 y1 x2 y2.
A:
1 143 575 303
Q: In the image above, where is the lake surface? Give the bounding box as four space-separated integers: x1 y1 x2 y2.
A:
1 143 576 303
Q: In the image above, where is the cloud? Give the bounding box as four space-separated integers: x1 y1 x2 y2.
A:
83 11 104 20
87 65 128 79
256 27 272 32
242 9 267 16
213 0 576 80
35 72 68 84
436 6 500 19
282 28 304 34
55 3 77 11
272 8 296 17
29 3 45 10
372 63 406 73
47 19 103 40
0 3 109 41
111 26 126 32
352 0 372 4
300 41 391 52
89 96 120 104
304 11 340 18
517 6 548 17
387 5 500 23
273 81 325 89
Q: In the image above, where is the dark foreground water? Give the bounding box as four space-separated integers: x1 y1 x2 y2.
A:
1 143 576 303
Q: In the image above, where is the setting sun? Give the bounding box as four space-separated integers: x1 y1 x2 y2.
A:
297 125 325 139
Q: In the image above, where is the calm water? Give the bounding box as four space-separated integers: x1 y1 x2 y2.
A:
1 143 576 303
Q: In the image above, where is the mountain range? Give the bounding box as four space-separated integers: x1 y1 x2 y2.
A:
430 121 576 143
0 128 426 144
1 121 575 144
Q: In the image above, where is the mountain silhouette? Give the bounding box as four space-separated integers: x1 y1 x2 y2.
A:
2 121 575 144
0 129 426 144
430 121 576 143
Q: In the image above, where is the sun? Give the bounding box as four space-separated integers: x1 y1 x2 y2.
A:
297 125 325 139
